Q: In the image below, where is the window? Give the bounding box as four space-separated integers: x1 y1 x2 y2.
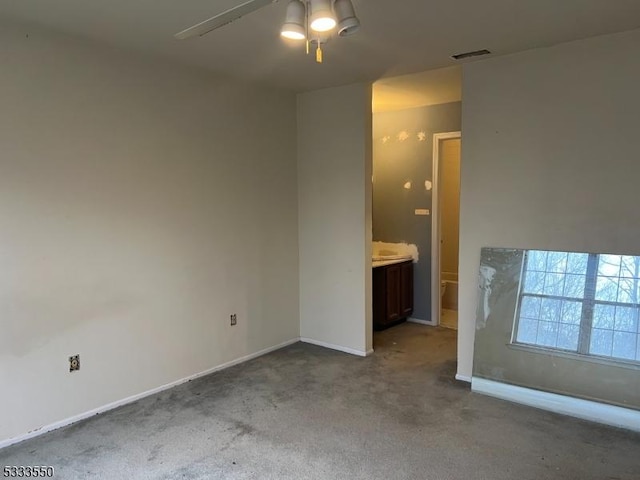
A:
514 250 640 363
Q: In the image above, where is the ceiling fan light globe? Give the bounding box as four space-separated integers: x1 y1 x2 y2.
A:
310 17 336 32
281 24 306 40
334 0 360 36
309 0 336 32
338 16 360 36
281 0 306 39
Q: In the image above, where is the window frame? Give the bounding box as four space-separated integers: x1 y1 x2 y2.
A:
512 250 640 365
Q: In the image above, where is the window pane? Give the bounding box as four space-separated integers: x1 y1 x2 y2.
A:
563 274 585 298
543 273 565 296
520 296 541 319
527 250 548 272
537 321 559 347
516 249 640 364
614 306 638 333
593 304 615 329
517 318 539 344
566 253 589 275
546 252 568 273
598 254 621 277
620 256 640 278
595 276 618 302
561 300 582 325
540 298 561 322
523 271 545 294
590 329 613 356
617 277 640 304
557 324 579 351
612 332 637 360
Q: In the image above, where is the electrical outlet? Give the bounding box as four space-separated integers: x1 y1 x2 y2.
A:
230 314 237 326
69 354 80 372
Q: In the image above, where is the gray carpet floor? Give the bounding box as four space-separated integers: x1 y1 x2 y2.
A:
1 323 639 479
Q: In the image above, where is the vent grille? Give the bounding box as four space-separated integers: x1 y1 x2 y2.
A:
451 49 491 60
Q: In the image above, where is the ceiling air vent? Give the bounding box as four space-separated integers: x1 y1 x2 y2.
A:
451 49 492 61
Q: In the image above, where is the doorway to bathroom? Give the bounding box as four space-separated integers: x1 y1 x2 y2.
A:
431 132 461 329
370 66 462 352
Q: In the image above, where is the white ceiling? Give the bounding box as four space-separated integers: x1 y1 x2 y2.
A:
1 0 639 92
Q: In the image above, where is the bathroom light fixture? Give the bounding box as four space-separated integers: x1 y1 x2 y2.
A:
280 0 360 63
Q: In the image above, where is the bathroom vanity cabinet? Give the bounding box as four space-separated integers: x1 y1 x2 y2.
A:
373 260 413 330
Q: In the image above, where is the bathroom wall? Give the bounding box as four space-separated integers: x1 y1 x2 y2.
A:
373 103 461 321
440 138 461 281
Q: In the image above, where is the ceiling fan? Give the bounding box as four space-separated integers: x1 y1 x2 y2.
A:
174 0 361 63
174 0 278 40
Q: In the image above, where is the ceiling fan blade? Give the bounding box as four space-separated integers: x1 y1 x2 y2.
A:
175 0 278 40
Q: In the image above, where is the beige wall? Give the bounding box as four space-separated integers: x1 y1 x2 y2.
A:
297 84 373 355
0 20 299 444
440 138 461 278
458 28 640 381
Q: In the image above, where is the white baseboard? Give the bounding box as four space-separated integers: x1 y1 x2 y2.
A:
407 317 436 326
300 337 369 357
0 338 300 450
455 374 472 383
471 377 640 433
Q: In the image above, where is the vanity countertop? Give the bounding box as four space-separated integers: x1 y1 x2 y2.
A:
372 256 413 268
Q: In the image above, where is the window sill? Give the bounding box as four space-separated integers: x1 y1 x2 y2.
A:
507 343 640 371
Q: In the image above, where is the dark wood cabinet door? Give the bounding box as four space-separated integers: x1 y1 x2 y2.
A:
400 261 414 317
372 267 387 328
386 264 401 322
372 260 414 330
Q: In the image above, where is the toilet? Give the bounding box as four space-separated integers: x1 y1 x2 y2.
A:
440 277 459 310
